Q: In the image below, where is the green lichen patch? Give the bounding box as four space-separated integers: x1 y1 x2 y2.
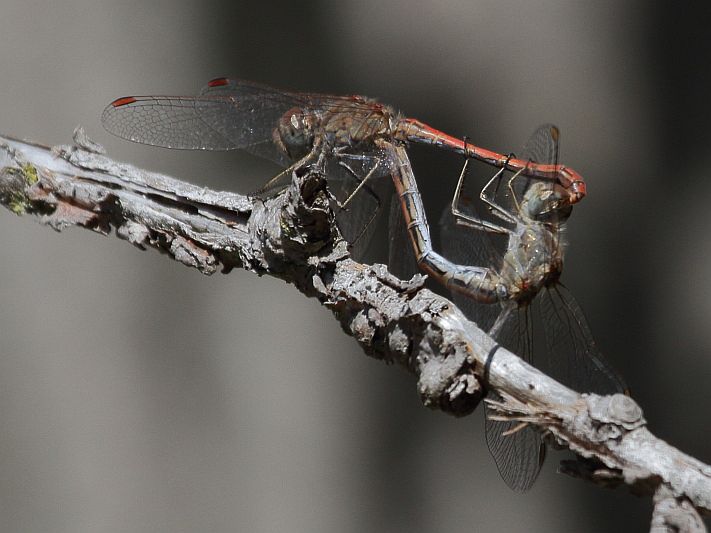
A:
1 164 39 215
21 163 39 185
7 192 28 214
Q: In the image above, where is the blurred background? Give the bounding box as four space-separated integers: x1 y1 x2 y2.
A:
1 1 709 531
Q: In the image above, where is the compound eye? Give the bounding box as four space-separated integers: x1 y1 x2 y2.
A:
275 107 315 160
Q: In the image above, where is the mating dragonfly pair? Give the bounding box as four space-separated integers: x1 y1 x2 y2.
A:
102 78 626 492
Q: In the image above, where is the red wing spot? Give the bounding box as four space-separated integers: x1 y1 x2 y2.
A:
111 96 138 108
207 77 229 87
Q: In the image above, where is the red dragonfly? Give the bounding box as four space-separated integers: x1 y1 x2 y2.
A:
102 77 587 203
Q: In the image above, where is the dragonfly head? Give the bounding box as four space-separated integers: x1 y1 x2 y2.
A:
520 181 573 225
273 107 318 160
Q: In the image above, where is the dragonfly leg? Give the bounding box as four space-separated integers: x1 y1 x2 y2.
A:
250 138 325 199
451 158 510 234
326 150 384 249
249 153 313 198
339 155 383 209
329 158 364 209
480 154 518 225
346 182 382 250
489 304 515 338
505 163 530 214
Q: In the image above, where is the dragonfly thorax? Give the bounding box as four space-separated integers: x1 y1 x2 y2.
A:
502 222 564 304
273 100 399 163
323 102 396 147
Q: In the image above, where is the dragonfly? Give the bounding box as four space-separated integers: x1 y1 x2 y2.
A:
437 124 627 492
102 77 587 201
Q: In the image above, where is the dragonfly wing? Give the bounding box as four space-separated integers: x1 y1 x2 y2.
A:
485 405 545 493
495 123 560 217
102 96 242 150
199 79 318 161
521 124 559 170
102 89 299 166
199 77 361 108
328 151 391 260
199 77 302 98
537 283 627 395
485 304 545 492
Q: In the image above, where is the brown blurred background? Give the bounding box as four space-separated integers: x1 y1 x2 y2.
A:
1 1 709 531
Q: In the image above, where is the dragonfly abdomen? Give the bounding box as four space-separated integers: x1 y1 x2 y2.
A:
387 143 503 304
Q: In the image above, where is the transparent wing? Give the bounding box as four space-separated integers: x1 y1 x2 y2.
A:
439 201 508 331
485 304 545 492
197 77 400 163
101 89 299 166
199 77 298 97
485 403 545 493
537 283 627 395
331 151 393 260
492 123 560 220
523 123 559 164
102 78 372 160
198 77 367 107
496 303 534 363
513 124 559 204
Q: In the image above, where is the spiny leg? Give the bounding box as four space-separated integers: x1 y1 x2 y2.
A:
451 158 511 234
250 138 325 199
339 154 384 210
345 181 382 250
452 137 510 232
505 162 531 214
480 153 518 225
330 152 384 249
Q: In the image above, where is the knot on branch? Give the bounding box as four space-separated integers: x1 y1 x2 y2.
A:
281 168 345 260
320 264 483 416
253 167 349 292
585 393 645 436
652 484 706 532
416 341 484 416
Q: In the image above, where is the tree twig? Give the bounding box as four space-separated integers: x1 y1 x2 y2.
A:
1 130 709 530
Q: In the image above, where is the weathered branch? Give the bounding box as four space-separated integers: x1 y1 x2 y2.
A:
1 130 709 530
